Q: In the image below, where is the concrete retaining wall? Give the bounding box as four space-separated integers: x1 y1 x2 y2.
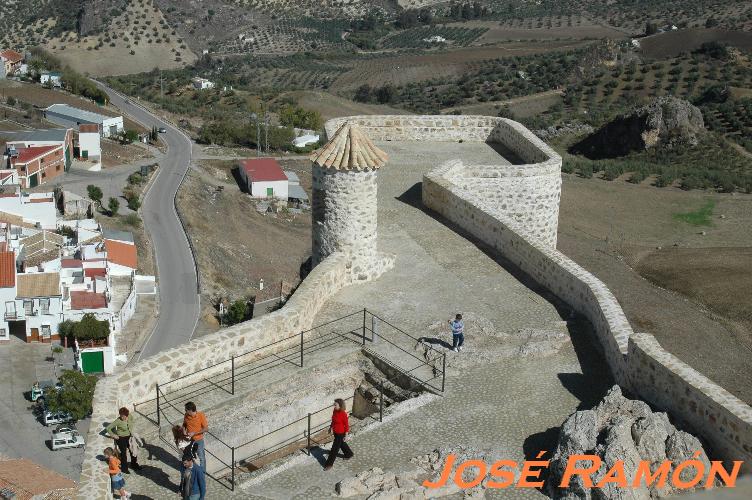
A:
422 161 752 469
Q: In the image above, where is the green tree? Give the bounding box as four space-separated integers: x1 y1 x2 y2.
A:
224 299 248 325
108 197 119 216
121 129 139 144
65 313 110 341
87 185 103 206
127 195 141 211
45 370 97 421
6 96 16 106
645 22 659 36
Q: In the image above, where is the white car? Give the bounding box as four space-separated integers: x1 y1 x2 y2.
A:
51 430 84 451
44 410 74 426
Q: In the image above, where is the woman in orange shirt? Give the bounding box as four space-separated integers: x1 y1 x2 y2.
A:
104 447 131 499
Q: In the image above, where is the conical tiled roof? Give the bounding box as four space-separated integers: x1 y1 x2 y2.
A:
310 122 388 171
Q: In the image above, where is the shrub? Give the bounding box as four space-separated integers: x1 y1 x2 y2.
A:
108 197 120 216
127 195 141 211
224 299 248 326
123 213 141 227
578 163 593 178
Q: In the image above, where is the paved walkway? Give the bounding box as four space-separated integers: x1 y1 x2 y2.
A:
121 142 613 498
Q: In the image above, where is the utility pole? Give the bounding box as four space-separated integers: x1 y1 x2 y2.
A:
264 114 270 154
250 112 260 157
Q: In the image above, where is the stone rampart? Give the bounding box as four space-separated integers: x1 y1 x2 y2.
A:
79 252 354 499
422 161 752 469
324 115 562 248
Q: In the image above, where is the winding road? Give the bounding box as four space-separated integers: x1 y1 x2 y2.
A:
95 81 200 361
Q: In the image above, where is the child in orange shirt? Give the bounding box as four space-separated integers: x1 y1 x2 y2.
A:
104 447 131 499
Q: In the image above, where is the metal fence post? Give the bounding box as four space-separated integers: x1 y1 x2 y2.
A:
372 315 378 343
231 355 235 395
442 352 446 392
231 447 235 491
300 331 304 367
307 413 312 455
156 383 160 427
379 382 384 422
362 308 367 345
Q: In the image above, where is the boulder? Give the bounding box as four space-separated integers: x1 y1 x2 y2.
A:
548 385 713 499
570 97 705 159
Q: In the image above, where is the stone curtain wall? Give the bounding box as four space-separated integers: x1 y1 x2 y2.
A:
629 333 752 471
78 253 354 499
422 162 752 469
324 115 562 248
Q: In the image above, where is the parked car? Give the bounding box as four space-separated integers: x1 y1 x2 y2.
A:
44 410 74 426
158 127 167 133
51 429 84 450
30 380 63 402
53 425 76 435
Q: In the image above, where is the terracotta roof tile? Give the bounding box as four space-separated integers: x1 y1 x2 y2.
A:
13 145 60 164
104 239 137 269
310 122 387 171
0 250 15 288
0 458 76 497
70 291 107 310
61 258 82 268
16 272 60 298
239 158 288 182
84 267 106 278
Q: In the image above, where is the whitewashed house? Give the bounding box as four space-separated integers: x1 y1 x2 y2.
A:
40 72 62 88
14 272 63 343
192 77 215 90
238 158 288 200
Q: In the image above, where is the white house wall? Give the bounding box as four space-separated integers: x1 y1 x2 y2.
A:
251 180 288 200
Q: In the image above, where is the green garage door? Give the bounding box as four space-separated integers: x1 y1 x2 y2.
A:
29 173 39 188
81 351 104 373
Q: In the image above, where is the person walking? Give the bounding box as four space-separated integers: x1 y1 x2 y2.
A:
448 313 464 352
183 402 208 468
323 398 353 470
105 407 141 473
179 452 206 500
104 447 131 499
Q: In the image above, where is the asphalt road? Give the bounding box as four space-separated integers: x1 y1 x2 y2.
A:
95 81 200 361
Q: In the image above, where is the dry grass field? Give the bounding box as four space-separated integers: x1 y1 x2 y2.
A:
558 174 752 402
330 40 592 91
41 0 196 76
177 158 312 333
278 90 412 121
464 19 628 43
639 28 752 60
0 80 146 132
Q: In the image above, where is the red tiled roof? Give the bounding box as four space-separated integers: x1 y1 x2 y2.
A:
104 239 137 269
61 258 82 268
239 158 288 182
13 145 60 164
70 291 107 310
79 124 99 133
0 458 77 497
0 250 15 288
84 267 106 278
0 50 23 63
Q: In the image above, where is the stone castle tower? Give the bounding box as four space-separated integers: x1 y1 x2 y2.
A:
309 123 393 280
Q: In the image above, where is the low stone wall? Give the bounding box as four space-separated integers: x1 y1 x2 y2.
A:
422 162 752 469
629 333 752 471
78 252 354 499
324 115 562 248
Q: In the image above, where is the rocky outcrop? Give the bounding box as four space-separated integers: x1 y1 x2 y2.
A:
548 386 714 499
570 97 705 159
335 446 503 499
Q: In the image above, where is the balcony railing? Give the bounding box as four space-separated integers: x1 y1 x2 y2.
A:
4 311 17 320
